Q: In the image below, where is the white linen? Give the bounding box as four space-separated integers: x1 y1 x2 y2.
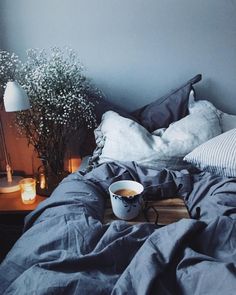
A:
94 105 221 165
188 90 236 132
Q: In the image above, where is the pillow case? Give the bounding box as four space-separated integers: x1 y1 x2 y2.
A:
132 74 202 132
81 98 137 156
90 105 221 168
159 104 221 156
184 128 236 177
82 74 202 156
219 112 236 133
188 90 236 133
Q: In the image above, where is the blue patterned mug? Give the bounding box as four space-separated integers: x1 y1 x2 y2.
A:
109 180 144 220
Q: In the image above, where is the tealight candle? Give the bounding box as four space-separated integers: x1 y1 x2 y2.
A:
19 178 36 204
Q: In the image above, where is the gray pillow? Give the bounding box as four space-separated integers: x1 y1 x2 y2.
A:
132 74 202 132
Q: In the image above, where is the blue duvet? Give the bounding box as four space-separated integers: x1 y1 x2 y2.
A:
0 162 235 294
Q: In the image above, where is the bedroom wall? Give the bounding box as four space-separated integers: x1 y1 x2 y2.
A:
1 0 236 174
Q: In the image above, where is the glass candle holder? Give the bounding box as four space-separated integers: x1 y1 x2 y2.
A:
19 178 36 204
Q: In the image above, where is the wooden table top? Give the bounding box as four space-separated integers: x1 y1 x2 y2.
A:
104 198 190 225
0 191 47 212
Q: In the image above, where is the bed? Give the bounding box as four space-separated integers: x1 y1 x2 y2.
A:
0 75 236 295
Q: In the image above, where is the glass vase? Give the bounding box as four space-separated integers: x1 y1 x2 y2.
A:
32 152 68 197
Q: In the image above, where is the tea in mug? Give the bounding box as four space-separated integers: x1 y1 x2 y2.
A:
114 189 137 197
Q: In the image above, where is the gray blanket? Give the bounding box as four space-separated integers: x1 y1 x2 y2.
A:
0 161 235 294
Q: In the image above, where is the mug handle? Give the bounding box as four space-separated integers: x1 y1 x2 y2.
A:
142 200 159 225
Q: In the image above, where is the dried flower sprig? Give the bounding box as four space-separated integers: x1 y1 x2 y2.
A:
0 47 101 174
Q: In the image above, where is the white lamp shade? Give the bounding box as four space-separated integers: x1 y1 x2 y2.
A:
3 81 30 112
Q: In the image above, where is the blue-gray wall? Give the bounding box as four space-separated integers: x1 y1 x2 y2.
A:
1 0 236 113
1 0 236 174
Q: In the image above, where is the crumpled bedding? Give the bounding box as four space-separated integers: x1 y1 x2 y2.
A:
0 161 235 295
90 109 221 169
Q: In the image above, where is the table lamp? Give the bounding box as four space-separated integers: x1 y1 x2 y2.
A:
0 81 30 193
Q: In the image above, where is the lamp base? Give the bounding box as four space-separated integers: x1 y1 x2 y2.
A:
0 176 23 193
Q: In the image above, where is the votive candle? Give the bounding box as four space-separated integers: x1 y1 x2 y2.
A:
19 178 36 204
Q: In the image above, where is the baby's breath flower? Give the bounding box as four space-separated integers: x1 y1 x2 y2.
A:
0 47 102 174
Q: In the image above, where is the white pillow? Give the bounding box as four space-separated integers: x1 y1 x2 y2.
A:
221 113 236 133
188 90 221 116
160 106 221 156
188 90 236 133
93 107 221 166
96 111 163 163
184 129 236 177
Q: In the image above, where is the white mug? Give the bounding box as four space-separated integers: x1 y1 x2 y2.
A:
109 180 144 220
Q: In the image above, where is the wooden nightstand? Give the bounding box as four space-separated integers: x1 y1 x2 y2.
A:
0 191 46 214
0 191 47 262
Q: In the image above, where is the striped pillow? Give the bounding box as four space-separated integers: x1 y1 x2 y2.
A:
184 129 236 177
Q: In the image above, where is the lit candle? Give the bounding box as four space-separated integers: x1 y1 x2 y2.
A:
19 178 36 204
39 172 46 189
69 157 81 173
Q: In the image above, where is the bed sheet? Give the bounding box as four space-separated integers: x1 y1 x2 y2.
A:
0 161 235 295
